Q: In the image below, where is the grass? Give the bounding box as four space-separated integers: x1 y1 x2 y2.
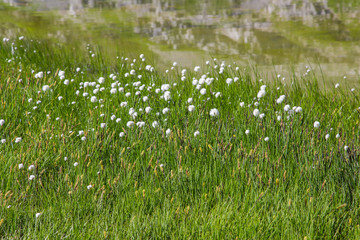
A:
0 37 360 239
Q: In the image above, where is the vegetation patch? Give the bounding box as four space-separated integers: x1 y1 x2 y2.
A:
0 37 360 239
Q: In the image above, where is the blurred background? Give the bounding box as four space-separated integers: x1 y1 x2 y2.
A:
1 0 359 83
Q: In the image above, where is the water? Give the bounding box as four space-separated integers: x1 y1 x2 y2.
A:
1 0 360 83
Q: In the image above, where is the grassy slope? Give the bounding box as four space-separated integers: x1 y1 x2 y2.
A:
0 38 360 239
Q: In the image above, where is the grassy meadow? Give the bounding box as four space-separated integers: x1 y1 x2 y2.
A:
0 37 360 239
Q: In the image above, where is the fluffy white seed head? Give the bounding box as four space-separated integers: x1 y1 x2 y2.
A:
325 134 330 140
276 95 286 104
42 85 50 92
165 128 171 136
90 96 97 103
253 109 260 117
257 89 266 98
120 102 128 107
163 91 171 101
284 105 291 112
188 105 195 112
127 121 134 128
205 78 213 85
161 84 170 91
152 121 159 128
98 77 105 84
35 71 43 79
136 122 145 128
210 108 219 117
162 108 170 114
129 108 135 116
145 107 152 113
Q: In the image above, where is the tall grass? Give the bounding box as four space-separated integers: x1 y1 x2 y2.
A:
0 37 359 239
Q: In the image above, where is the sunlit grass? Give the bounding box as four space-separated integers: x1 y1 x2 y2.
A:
0 37 360 239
